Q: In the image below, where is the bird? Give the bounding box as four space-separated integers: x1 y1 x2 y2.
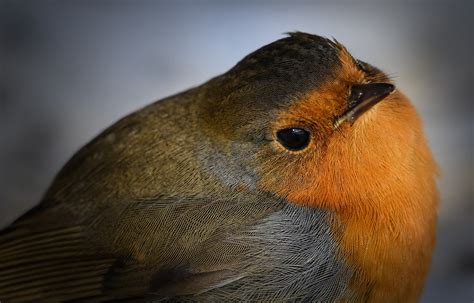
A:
0 32 438 302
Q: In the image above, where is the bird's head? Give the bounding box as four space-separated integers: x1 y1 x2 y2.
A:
199 32 436 213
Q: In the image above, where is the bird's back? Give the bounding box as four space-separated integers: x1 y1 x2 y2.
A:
0 88 352 302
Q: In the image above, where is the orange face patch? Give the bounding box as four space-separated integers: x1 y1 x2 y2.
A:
258 47 438 301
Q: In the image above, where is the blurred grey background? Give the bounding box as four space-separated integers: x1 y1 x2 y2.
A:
0 0 472 301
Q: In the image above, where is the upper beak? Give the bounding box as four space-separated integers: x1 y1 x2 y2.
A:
334 83 395 128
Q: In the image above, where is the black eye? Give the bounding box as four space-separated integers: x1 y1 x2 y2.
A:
276 128 310 151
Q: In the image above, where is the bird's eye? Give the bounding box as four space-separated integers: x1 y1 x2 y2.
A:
276 128 310 151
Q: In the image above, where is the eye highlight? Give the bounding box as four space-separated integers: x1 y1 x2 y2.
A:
276 128 310 151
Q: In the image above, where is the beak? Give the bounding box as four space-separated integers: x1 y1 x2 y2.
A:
334 83 395 128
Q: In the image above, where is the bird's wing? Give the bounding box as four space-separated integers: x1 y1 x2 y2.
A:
0 195 278 302
0 223 118 302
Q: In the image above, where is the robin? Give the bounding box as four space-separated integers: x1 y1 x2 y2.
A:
0 32 438 302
